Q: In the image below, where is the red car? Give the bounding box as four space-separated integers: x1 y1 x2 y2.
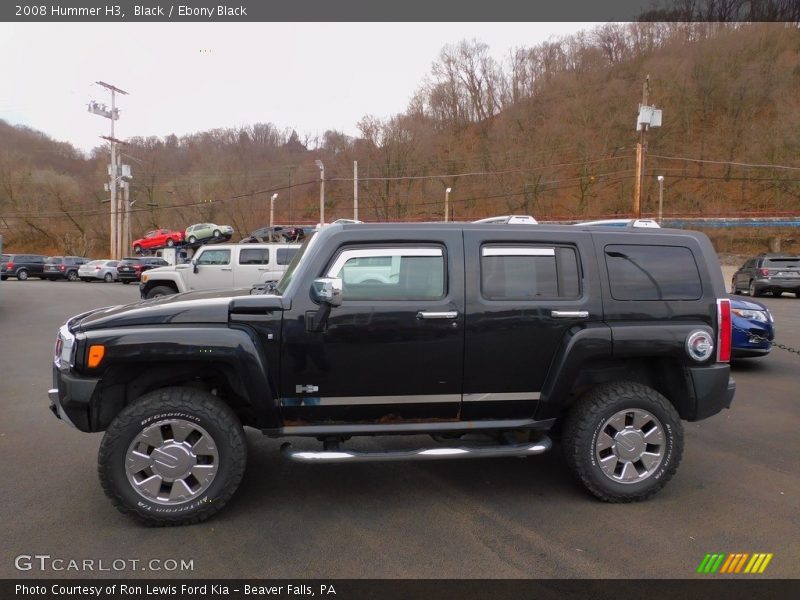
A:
132 229 185 253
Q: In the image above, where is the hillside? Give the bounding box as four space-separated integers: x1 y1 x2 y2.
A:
1 22 798 255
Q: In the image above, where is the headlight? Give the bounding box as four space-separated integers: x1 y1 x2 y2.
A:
141 274 148 283
732 308 768 323
54 325 76 371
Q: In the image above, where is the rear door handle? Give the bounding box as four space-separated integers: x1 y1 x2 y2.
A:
417 311 459 320
221 268 232 271
551 310 589 319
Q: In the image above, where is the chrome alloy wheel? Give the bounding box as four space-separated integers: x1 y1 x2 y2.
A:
125 419 219 505
595 409 665 484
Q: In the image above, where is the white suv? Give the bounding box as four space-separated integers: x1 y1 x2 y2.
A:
139 243 300 299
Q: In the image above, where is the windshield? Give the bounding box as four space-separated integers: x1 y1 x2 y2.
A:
275 233 318 295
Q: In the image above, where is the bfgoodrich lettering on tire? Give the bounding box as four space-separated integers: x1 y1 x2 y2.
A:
98 387 247 526
562 381 683 502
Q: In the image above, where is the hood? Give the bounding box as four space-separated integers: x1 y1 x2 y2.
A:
75 287 255 332
729 296 769 312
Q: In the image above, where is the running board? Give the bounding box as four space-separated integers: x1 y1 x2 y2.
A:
281 437 552 463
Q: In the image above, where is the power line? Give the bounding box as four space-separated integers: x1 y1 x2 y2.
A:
650 154 800 172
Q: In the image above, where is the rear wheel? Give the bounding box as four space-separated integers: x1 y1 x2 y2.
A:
67 270 79 282
730 278 739 294
212 229 221 238
134 245 142 254
772 290 782 298
562 381 683 503
104 273 114 283
98 387 247 526
188 236 197 244
17 269 29 281
748 280 761 297
166 238 175 247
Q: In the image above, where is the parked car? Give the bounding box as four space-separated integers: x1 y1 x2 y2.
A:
731 254 800 297
116 257 170 284
43 256 91 281
730 296 774 358
185 223 234 244
0 253 48 280
574 219 661 228
132 229 185 254
78 260 120 283
473 215 538 224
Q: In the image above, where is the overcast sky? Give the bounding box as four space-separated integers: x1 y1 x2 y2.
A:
0 22 593 154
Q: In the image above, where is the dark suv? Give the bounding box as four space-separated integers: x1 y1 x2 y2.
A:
43 256 91 281
49 223 734 526
1 254 48 280
731 254 800 298
116 257 170 284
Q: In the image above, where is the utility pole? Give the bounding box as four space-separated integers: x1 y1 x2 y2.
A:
288 165 295 225
270 193 278 230
315 160 325 226
633 76 662 219
89 81 128 258
353 161 359 221
445 187 452 222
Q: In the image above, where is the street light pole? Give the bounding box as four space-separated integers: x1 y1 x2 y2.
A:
270 193 278 230
445 187 452 222
657 175 664 225
315 160 325 226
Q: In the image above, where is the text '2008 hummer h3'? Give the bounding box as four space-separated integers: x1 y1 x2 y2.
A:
49 223 735 525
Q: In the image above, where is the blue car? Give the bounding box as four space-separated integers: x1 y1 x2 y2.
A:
730 297 774 358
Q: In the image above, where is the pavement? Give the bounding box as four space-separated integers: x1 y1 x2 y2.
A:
0 278 797 579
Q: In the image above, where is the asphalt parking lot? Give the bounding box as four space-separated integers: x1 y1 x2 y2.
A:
0 278 798 579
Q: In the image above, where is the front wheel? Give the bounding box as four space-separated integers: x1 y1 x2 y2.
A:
212 229 221 238
133 245 142 254
166 238 175 247
67 270 79 282
145 285 176 299
17 269 29 281
562 381 683 503
98 387 247 526
188 236 197 244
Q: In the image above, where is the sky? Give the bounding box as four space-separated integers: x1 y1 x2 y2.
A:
0 22 594 154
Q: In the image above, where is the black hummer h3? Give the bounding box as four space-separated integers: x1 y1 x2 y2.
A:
49 223 735 525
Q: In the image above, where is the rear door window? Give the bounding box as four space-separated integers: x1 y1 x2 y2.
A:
239 248 269 265
605 245 701 300
480 245 580 300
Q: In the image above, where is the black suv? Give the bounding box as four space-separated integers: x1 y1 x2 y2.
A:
116 257 170 284
49 223 734 525
1 253 48 280
731 253 800 298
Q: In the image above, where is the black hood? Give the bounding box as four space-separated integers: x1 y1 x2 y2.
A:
75 288 255 332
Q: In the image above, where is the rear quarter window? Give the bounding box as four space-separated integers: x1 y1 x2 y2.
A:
605 244 702 300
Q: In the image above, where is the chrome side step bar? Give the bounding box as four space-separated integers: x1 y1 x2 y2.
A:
281 437 552 463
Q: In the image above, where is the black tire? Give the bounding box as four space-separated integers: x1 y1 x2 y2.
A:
146 285 176 299
166 238 175 247
212 230 221 238
0 276 6 281
104 273 113 283
748 280 761 297
98 387 247 526
772 290 782 298
17 269 29 281
188 236 197 244
730 278 739 295
66 270 79 282
795 291 800 299
121 280 131 285
134 245 142 254
562 381 683 503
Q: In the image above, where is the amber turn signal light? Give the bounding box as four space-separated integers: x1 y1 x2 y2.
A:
87 345 105 368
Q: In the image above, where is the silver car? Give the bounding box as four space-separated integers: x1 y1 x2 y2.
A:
78 260 120 282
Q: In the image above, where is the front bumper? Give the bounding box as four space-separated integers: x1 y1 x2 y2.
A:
686 364 736 421
48 366 99 432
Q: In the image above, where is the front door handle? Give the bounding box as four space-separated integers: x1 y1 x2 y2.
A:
417 311 459 320
551 310 589 319
221 267 232 271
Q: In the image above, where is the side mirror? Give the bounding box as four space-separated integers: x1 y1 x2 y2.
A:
191 259 198 274
311 277 343 307
307 277 343 332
